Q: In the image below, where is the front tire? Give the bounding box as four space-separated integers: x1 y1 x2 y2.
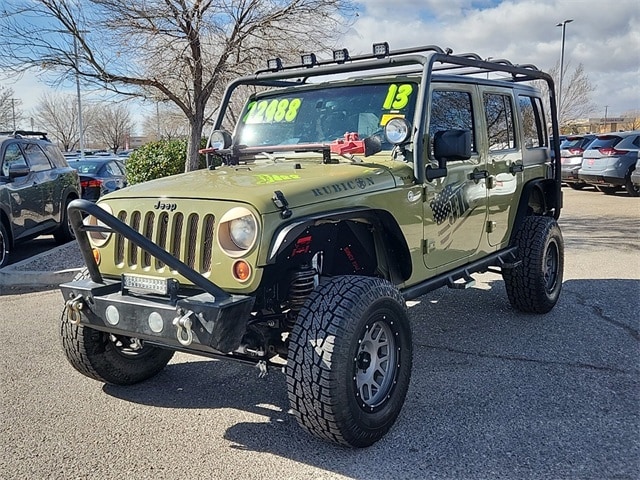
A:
503 216 564 313
53 197 76 244
60 270 174 385
286 276 412 447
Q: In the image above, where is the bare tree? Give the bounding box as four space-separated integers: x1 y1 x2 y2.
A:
538 61 595 128
142 102 190 141
0 0 355 171
620 110 640 131
90 102 134 152
0 86 22 130
34 92 94 151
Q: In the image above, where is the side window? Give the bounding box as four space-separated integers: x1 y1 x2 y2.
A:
2 143 28 176
429 90 476 155
484 93 516 151
23 143 53 172
518 95 546 149
41 144 68 168
105 162 122 176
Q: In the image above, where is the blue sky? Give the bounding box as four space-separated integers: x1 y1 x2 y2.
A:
2 0 638 131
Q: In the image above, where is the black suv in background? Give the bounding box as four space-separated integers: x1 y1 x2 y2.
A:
0 131 81 268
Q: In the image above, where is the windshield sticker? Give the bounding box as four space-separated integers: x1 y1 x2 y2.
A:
244 98 302 124
382 84 413 110
380 113 406 126
256 173 300 184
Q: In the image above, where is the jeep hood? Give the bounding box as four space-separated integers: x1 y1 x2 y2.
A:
104 160 401 213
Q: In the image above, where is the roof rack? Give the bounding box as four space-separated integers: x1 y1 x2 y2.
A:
0 130 50 141
253 43 544 83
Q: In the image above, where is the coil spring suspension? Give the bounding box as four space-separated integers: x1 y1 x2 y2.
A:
287 267 317 325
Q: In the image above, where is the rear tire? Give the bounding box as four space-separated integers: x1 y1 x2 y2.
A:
568 182 585 190
503 216 564 314
596 186 618 195
625 172 639 197
286 276 412 447
60 269 174 385
0 222 10 269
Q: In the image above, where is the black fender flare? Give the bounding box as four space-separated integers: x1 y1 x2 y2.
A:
266 207 412 283
510 178 561 245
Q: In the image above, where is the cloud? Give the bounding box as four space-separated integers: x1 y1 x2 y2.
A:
347 0 640 117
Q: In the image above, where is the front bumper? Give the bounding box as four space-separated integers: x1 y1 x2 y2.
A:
61 199 255 354
61 278 254 354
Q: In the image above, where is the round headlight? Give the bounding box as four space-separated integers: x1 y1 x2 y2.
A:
384 117 411 144
84 202 113 247
218 207 259 257
209 130 232 150
229 215 257 249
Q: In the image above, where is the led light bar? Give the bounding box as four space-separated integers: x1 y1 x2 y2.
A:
373 42 389 58
301 53 317 67
267 58 283 71
123 274 176 295
333 48 350 63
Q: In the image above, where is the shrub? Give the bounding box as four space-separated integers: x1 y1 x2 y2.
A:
125 139 208 185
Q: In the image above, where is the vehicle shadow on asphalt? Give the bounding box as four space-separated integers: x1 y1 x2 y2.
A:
103 276 639 479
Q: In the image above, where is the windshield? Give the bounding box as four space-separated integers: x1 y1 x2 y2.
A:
236 82 418 149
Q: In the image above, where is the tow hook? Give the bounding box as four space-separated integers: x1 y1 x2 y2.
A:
173 310 194 346
65 295 84 325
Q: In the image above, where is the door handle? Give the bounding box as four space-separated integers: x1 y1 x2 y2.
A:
469 168 489 183
509 162 524 174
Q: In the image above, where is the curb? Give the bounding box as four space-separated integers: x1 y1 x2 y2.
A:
0 268 83 287
0 242 83 288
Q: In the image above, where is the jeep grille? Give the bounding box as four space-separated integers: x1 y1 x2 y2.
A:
113 209 215 274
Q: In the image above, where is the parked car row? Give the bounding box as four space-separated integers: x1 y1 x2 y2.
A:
560 130 640 197
0 131 133 267
0 131 80 268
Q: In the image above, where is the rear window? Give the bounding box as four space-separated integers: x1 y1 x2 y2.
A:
587 136 622 149
70 161 101 174
561 138 585 149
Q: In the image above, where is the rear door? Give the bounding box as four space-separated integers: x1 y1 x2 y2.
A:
0 142 42 238
23 142 59 228
480 88 521 247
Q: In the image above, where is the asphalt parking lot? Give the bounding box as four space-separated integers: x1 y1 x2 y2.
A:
0 187 638 480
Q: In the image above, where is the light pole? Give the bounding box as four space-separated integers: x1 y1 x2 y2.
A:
556 19 574 128
73 35 86 159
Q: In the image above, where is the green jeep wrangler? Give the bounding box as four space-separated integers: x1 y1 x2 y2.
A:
60 44 564 448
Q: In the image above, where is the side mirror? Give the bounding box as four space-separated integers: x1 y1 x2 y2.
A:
8 163 30 180
426 129 472 181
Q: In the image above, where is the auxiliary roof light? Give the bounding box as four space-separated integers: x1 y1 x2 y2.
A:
372 42 389 58
267 57 283 71
333 48 350 63
301 53 317 67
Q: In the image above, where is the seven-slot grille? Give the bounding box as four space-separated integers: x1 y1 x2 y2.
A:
114 209 215 274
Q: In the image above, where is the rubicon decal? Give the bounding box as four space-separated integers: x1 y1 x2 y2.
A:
311 177 375 197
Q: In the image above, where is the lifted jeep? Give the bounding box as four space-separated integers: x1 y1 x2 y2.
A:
59 43 564 448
